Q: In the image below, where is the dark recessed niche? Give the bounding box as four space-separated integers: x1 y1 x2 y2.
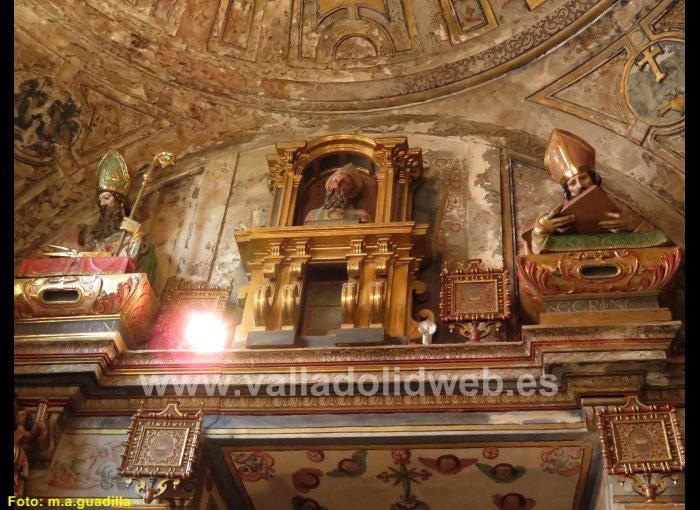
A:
300 265 348 336
40 289 80 303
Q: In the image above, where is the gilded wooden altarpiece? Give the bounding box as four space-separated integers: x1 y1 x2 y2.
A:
13 139 684 416
235 134 430 346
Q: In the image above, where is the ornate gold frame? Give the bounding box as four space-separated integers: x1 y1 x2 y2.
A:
119 402 204 502
439 260 511 322
235 134 429 342
597 396 684 476
150 283 232 348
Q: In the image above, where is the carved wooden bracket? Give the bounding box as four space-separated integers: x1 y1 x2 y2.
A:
341 281 360 327
280 284 300 331
369 280 386 327
262 240 286 281
253 284 273 330
373 237 393 277
342 237 367 328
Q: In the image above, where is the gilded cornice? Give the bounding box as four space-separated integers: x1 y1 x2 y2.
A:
14 322 682 413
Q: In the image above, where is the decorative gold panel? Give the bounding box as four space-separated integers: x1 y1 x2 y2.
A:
440 259 511 322
289 0 420 67
119 401 203 503
120 401 203 479
208 0 266 61
149 283 232 349
597 396 684 476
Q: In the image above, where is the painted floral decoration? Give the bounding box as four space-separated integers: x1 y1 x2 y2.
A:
540 447 582 477
49 441 126 491
483 447 500 459
379 451 433 510
306 449 325 463
392 449 412 465
232 451 275 482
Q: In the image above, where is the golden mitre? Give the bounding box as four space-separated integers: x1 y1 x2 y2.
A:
96 150 131 197
544 129 596 185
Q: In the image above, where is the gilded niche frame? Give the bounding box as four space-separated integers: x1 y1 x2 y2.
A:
264 134 423 228
235 134 429 344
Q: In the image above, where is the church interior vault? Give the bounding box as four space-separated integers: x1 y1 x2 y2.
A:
14 0 684 509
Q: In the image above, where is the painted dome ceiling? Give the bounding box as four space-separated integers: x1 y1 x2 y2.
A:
14 0 684 259
19 0 612 110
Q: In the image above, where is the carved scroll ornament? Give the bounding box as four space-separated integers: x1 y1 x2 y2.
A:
516 247 681 304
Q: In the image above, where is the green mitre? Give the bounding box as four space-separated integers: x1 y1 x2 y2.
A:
97 150 131 197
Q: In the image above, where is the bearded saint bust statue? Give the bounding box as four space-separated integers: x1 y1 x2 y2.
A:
304 163 372 225
48 151 158 284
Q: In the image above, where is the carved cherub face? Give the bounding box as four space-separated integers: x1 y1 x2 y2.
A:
565 170 593 198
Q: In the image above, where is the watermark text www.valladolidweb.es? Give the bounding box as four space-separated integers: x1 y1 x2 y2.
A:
139 367 558 397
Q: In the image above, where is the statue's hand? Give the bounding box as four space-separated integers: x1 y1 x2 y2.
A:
120 218 142 235
599 211 636 232
535 205 575 235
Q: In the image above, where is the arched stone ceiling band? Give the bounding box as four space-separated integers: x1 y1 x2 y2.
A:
20 0 615 111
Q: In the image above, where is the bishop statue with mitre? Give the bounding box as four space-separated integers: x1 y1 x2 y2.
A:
527 129 664 254
46 151 162 284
